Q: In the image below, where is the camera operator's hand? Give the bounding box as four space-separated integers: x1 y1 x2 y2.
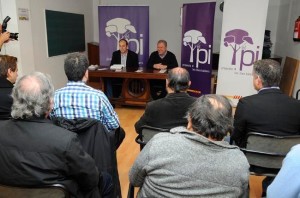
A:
0 32 10 50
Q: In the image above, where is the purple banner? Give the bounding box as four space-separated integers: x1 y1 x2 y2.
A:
99 6 149 67
181 2 216 96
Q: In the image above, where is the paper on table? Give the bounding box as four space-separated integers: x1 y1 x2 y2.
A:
159 69 167 73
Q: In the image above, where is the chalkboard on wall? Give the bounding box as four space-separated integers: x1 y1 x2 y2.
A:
45 10 85 57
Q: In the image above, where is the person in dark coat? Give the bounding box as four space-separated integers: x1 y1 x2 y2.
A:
135 67 196 134
231 59 300 196
0 54 18 119
107 39 139 98
0 72 112 198
147 40 178 100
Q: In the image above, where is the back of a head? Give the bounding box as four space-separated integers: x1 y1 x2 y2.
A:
253 59 281 87
11 72 54 119
188 94 233 140
167 67 190 92
64 52 89 81
0 55 17 78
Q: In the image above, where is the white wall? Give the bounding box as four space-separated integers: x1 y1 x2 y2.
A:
1 0 94 89
275 0 300 97
2 0 299 94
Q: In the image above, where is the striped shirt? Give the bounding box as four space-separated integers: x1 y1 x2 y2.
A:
52 81 119 131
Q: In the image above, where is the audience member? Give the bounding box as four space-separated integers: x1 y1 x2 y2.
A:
130 95 249 198
0 23 10 50
51 52 120 132
147 40 178 100
232 59 300 147
107 39 139 98
135 67 196 134
0 72 112 197
267 144 300 198
231 59 300 196
0 55 18 119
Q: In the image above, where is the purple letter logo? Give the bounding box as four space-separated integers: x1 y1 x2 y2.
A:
224 29 259 71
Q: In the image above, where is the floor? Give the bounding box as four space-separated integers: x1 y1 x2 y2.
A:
115 106 265 198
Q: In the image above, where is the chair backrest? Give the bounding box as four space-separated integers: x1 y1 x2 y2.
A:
241 132 300 170
279 56 300 97
135 125 169 150
0 184 69 198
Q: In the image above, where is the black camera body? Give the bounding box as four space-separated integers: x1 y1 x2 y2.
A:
2 16 19 40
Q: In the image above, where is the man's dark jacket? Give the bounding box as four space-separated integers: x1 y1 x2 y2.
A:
52 117 122 198
0 77 13 120
110 50 139 70
0 118 100 198
232 89 300 148
135 92 196 134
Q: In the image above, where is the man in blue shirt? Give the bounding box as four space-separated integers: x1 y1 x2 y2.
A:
267 144 300 198
52 52 120 132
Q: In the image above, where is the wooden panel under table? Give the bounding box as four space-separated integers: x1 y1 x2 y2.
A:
87 68 167 106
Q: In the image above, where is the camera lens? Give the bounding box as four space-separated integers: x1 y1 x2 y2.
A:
10 33 19 40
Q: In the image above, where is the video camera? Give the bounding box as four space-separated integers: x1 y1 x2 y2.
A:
2 16 19 40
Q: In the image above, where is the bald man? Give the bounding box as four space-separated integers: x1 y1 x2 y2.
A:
135 67 196 134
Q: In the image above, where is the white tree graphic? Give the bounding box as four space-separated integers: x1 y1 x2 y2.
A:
183 30 206 63
105 18 137 49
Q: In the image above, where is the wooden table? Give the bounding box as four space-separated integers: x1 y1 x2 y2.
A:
87 67 167 106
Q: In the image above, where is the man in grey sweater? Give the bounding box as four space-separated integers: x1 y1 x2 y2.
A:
129 95 249 197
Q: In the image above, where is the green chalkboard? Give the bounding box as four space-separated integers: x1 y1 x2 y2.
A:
45 10 85 57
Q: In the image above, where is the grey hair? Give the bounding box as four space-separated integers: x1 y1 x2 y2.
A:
11 72 54 119
253 59 282 87
187 94 233 140
157 40 167 47
167 67 190 92
64 52 89 81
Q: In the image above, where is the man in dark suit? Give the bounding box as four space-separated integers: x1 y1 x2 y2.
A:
231 59 300 148
110 39 139 70
135 67 196 134
231 59 300 196
107 39 139 98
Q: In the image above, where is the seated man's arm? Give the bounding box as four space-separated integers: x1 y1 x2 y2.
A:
267 145 300 198
167 53 178 69
66 135 99 191
129 140 152 186
110 51 118 66
133 51 139 69
135 103 152 134
232 99 247 147
100 96 120 131
146 53 155 69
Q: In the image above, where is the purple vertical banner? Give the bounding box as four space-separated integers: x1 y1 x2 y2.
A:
99 6 149 67
181 2 216 96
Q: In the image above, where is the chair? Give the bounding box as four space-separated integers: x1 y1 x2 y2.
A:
0 183 69 198
279 56 300 97
240 132 300 177
135 125 169 150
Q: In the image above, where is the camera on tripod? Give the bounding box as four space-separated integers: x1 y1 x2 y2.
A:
2 16 19 40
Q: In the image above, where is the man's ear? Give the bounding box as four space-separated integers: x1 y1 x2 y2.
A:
188 80 191 87
82 70 89 82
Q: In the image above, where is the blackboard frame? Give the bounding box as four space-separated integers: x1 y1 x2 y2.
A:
45 10 85 57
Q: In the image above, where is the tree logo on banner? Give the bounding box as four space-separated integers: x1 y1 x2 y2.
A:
224 29 260 71
183 30 211 68
105 18 137 49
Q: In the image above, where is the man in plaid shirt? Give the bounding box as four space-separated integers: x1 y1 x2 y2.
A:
51 52 119 132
